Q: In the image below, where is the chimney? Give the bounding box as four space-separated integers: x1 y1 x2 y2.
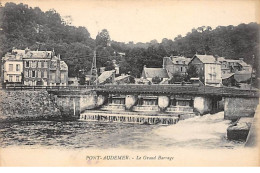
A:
215 55 219 62
143 65 146 68
25 47 30 54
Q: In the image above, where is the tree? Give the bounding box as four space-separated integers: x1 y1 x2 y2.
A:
96 29 110 47
169 73 185 83
186 64 198 80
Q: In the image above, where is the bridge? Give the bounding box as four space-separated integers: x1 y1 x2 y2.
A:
6 84 259 97
5 84 259 122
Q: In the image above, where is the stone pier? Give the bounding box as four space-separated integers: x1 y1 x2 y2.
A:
224 97 259 120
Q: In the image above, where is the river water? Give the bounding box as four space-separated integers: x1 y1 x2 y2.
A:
0 112 244 150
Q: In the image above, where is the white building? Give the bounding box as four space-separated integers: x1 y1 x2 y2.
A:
2 49 24 84
189 54 222 87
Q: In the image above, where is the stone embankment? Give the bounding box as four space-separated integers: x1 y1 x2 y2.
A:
0 90 62 122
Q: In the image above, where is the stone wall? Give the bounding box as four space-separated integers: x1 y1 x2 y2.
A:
224 97 259 120
0 90 61 122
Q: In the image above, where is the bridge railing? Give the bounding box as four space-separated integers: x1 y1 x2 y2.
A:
3 84 259 97
4 84 97 91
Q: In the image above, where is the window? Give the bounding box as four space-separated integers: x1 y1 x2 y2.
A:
44 61 48 68
26 61 29 68
9 64 13 71
180 67 183 72
38 61 42 68
9 75 13 82
29 70 32 77
176 61 179 64
32 61 36 68
32 70 36 77
51 73 55 80
16 64 20 71
16 76 19 82
43 71 47 78
38 71 41 78
61 73 65 80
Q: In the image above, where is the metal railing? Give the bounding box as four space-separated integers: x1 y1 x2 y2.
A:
3 84 259 97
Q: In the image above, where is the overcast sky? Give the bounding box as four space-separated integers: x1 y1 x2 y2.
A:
2 0 259 43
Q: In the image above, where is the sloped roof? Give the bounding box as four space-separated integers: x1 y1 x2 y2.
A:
238 61 251 67
169 56 191 64
222 73 234 79
12 49 26 56
115 75 131 81
98 70 115 84
143 68 169 78
234 71 251 82
217 57 226 62
25 51 52 59
60 61 68 71
193 54 220 64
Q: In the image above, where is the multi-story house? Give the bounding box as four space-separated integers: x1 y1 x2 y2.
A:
1 49 24 84
218 57 231 75
23 49 53 86
189 54 222 87
49 55 68 86
2 48 69 86
163 56 191 77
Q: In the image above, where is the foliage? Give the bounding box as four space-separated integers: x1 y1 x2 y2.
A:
0 2 259 79
169 73 186 83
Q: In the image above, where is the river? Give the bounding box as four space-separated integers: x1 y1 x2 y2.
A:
0 112 244 150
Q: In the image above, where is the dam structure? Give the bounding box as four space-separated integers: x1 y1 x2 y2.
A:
6 84 259 125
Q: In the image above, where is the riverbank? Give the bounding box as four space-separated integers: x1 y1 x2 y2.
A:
0 89 62 122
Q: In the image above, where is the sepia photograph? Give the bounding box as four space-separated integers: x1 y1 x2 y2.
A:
0 0 259 167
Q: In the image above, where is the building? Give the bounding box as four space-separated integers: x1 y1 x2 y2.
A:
1 49 24 84
189 54 222 87
49 55 68 86
23 49 53 86
1 48 69 86
163 56 191 77
97 70 115 85
141 65 169 84
114 74 135 84
217 57 231 75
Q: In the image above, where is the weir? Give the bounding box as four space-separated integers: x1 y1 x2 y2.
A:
79 111 195 125
45 85 259 124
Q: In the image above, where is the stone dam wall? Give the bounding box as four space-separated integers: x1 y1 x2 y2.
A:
0 90 61 122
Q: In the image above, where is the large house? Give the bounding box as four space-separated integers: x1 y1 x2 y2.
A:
188 54 222 87
1 48 69 86
163 56 191 77
141 65 169 84
1 49 24 84
23 49 53 86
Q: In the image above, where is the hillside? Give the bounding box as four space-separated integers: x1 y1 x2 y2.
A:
0 2 259 77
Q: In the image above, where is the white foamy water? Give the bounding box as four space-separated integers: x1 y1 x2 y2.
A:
154 112 233 143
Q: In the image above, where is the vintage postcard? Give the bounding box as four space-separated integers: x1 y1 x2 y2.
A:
0 0 259 167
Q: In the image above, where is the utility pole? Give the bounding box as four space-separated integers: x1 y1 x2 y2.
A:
250 55 255 90
91 50 98 86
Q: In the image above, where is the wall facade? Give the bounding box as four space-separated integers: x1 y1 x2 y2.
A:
224 97 259 120
0 90 61 121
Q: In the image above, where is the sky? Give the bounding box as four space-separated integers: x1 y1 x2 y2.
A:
1 0 259 43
